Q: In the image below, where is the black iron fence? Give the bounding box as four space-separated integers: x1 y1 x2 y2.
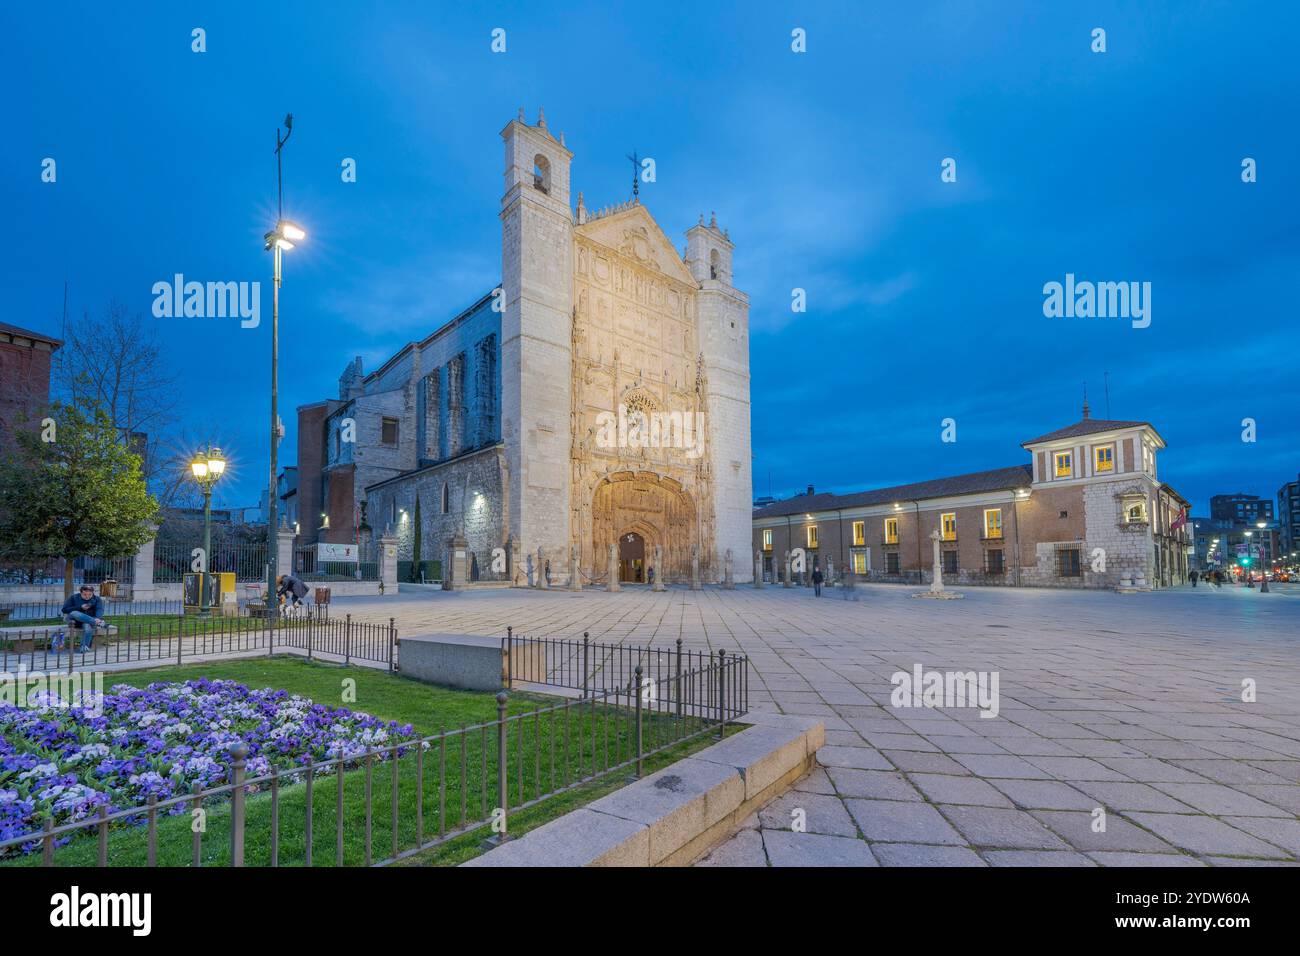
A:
2 648 746 867
0 597 185 623
0 609 397 675
504 628 749 722
154 544 269 584
0 556 135 587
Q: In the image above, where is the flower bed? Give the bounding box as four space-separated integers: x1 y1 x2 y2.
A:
0 678 416 856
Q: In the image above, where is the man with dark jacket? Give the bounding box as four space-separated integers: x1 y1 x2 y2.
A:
62 585 107 652
277 573 309 612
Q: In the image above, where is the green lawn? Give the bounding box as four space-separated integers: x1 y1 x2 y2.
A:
8 656 731 867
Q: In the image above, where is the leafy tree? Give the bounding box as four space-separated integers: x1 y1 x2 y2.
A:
410 495 422 582
0 400 159 597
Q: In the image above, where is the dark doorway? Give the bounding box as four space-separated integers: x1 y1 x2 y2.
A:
618 531 646 583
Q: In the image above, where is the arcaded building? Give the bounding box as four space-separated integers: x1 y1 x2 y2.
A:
753 406 1191 590
297 110 753 584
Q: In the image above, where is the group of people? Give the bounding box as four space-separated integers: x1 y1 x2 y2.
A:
1189 569 1229 588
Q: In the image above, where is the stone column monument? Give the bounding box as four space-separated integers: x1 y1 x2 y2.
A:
723 549 735 589
930 530 943 593
378 532 398 594
652 545 666 591
569 545 581 591
131 528 158 600
753 550 765 588
690 545 702 590
444 534 468 591
537 546 548 589
276 522 296 586
782 551 793 588
607 543 621 592
912 528 963 600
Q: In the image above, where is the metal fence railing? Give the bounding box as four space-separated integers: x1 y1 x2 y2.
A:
299 561 379 582
0 597 185 623
1 647 747 867
503 628 750 722
153 544 269 584
0 609 395 676
0 556 135 587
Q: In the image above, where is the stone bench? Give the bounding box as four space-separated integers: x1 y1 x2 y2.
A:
397 633 545 692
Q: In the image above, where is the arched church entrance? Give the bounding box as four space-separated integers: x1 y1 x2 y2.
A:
588 471 702 584
618 531 646 583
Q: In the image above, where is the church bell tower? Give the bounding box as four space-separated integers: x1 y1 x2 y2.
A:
500 109 575 577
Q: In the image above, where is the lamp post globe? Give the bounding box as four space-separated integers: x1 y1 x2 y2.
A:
189 446 226 617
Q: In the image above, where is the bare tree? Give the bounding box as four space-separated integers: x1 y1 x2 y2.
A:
55 301 181 503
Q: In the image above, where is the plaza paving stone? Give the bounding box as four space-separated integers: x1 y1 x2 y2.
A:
332 581 1300 866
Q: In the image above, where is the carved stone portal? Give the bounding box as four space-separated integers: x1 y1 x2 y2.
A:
586 472 704 584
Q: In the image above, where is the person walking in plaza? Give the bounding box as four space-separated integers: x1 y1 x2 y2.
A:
812 565 824 597
1190 569 1198 587
61 584 107 652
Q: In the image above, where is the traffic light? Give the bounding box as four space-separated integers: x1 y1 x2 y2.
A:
1240 557 1252 567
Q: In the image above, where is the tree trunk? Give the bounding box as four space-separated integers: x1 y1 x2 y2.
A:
64 557 75 600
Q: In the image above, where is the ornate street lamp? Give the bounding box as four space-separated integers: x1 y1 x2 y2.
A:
189 446 227 617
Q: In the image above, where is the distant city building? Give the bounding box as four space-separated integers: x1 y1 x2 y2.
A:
1186 516 1278 572
1277 473 1300 560
1209 492 1273 525
754 405 1191 589
0 322 61 443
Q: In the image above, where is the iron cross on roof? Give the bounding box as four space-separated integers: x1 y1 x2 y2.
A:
626 150 641 203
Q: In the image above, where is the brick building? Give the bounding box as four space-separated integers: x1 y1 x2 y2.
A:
0 322 62 442
753 406 1191 590
294 110 752 584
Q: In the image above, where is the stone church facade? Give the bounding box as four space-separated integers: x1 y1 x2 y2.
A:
296 110 752 585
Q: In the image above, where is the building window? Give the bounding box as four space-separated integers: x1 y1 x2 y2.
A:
806 526 818 549
884 517 898 544
389 498 397 526
1054 452 1073 478
441 482 450 514
852 521 865 546
986 549 1005 574
983 508 1002 539
886 552 900 574
762 529 772 552
533 154 551 193
1057 548 1082 577
942 550 958 575
1094 444 1114 473
1126 501 1148 523
381 417 399 445
852 551 868 574
941 513 957 541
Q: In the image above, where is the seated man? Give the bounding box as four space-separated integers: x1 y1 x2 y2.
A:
61 584 107 652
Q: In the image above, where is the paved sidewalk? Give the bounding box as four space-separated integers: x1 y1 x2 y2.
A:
337 581 1300 866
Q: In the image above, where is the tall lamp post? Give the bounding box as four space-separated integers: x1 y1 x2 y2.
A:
264 112 306 605
189 447 227 618
1257 521 1270 592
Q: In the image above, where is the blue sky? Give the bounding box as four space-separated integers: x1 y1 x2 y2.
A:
4 1 1297 514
